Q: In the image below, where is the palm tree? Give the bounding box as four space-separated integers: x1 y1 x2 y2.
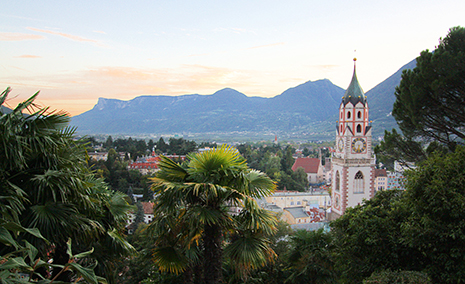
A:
0 88 134 283
285 229 336 284
150 145 277 284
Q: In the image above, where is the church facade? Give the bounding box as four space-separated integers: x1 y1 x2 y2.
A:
330 59 375 219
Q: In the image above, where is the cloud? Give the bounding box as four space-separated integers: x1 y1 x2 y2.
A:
26 27 103 46
82 64 256 96
3 64 286 116
93 30 106 34
310 64 339 71
0 32 45 41
246 42 285 50
14 55 42 59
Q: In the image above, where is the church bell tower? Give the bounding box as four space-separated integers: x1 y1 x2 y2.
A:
330 59 375 219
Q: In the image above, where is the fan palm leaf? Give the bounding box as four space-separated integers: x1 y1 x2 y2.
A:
150 145 277 283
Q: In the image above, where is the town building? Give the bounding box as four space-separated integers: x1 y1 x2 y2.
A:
128 153 186 174
257 190 330 230
330 59 376 219
387 171 405 190
291 157 324 185
385 160 415 190
127 201 154 234
263 190 330 209
375 168 388 191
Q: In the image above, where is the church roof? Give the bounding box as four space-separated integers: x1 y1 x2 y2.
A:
342 59 366 106
292 157 321 174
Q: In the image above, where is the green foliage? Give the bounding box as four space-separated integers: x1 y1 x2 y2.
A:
331 147 465 283
330 190 424 284
0 236 104 284
363 270 431 284
302 148 311 157
392 26 465 150
0 88 134 283
374 129 426 169
401 146 465 283
150 145 277 284
377 26 465 165
237 143 311 191
285 229 336 284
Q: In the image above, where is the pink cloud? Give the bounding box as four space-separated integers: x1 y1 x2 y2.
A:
14 55 42 59
3 64 274 116
0 32 45 41
26 27 99 44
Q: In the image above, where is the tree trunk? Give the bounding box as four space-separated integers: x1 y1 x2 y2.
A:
183 265 194 284
51 242 73 282
203 224 223 284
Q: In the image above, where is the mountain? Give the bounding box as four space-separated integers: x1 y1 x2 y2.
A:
366 58 417 136
71 59 417 139
71 79 344 137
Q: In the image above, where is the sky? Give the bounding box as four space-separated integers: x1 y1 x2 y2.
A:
1 1 464 116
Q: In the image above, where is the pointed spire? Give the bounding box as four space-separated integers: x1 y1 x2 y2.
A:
342 58 366 106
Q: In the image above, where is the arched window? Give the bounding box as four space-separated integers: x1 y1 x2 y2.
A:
357 111 361 118
357 124 362 133
347 111 351 119
354 171 364 193
335 171 340 192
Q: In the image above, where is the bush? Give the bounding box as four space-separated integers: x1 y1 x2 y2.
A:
363 270 431 284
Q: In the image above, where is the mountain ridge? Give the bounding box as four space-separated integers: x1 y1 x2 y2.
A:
71 60 416 139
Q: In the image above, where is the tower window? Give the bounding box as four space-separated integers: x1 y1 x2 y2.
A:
357 111 361 119
354 171 364 193
356 124 362 133
347 112 351 119
335 171 340 192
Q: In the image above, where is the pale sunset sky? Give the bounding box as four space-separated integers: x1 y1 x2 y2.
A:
1 1 464 116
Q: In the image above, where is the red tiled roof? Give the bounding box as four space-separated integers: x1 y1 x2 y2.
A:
128 162 159 169
375 169 387 177
292 157 321 173
306 207 325 223
146 156 162 162
141 202 154 214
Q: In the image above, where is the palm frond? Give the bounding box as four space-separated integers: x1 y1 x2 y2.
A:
244 169 276 198
225 233 276 273
236 197 278 235
152 246 190 274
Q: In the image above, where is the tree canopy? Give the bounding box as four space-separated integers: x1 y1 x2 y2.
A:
393 26 465 150
0 88 134 283
149 145 277 284
331 146 465 284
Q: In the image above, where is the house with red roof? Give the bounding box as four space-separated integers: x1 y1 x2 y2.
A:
127 202 155 234
292 157 324 184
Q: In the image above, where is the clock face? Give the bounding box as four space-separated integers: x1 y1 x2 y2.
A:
351 137 367 153
337 138 344 152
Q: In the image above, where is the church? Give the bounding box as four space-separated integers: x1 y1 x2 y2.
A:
330 59 375 219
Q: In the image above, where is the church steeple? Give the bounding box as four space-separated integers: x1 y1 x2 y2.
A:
331 58 375 220
342 58 366 106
